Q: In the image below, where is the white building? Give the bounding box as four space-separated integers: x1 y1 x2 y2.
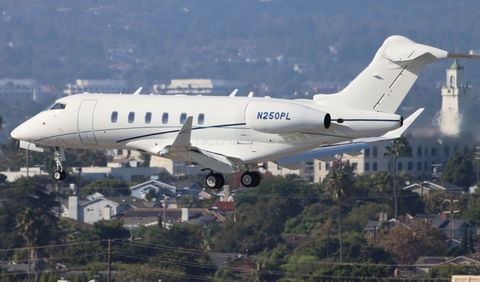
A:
0 79 44 101
153 79 243 96
64 79 129 95
437 59 470 136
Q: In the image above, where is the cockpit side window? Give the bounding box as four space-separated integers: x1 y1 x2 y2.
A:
50 103 66 110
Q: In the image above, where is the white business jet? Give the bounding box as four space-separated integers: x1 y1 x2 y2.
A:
10 35 477 188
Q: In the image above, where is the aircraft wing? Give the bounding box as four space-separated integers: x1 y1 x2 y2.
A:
274 108 424 169
126 116 237 173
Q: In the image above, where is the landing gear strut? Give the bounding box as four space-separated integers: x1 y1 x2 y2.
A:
241 171 261 188
205 172 225 189
52 147 67 181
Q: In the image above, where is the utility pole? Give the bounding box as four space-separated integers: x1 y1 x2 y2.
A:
107 239 111 282
163 188 167 228
450 192 453 242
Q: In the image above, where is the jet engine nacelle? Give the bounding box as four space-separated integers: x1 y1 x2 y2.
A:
245 100 331 134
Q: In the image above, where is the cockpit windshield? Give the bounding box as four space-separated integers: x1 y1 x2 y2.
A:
44 102 66 111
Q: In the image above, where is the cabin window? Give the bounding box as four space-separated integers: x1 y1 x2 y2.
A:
162 112 169 124
50 103 66 110
198 113 205 125
145 112 152 124
180 113 187 124
128 112 135 123
111 111 118 123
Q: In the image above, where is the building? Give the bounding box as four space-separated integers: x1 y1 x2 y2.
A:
62 194 160 224
0 78 45 101
64 79 129 95
153 79 243 96
438 59 470 136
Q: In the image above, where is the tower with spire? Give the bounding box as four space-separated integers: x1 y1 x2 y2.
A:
438 59 469 136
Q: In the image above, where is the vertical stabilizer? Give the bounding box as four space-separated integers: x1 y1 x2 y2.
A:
314 36 448 113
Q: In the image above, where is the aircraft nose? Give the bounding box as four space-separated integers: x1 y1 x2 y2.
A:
10 123 29 141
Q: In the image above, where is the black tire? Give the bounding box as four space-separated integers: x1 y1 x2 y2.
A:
53 170 63 181
205 173 218 189
250 171 261 187
241 171 253 187
60 170 67 180
215 173 225 189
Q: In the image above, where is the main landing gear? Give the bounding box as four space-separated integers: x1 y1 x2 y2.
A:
204 170 262 189
240 171 261 188
52 147 67 181
205 172 225 189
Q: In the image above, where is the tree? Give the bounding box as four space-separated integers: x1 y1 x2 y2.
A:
325 167 354 263
16 207 54 280
442 150 474 189
372 170 392 221
384 136 412 219
380 217 447 264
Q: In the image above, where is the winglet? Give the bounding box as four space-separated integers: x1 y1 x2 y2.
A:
229 89 238 97
171 116 193 148
133 87 143 95
248 92 254 98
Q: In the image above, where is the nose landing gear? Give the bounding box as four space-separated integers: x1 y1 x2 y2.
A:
52 147 67 181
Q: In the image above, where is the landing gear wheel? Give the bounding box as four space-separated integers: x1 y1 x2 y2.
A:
53 170 66 181
250 171 261 187
241 171 262 188
205 173 225 189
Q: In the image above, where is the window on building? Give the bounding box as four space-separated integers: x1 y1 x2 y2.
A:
318 162 322 170
326 162 331 170
128 112 135 123
444 146 450 158
431 148 436 156
364 148 370 158
372 146 378 158
180 113 187 124
417 146 423 157
424 162 428 171
365 162 370 171
318 177 322 183
111 111 118 123
117 149 123 155
373 162 377 171
408 162 413 171
162 112 169 124
145 112 152 124
398 162 403 171
352 162 358 171
425 147 428 156
198 113 205 125
417 162 422 171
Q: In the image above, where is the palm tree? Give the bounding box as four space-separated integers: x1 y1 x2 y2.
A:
372 170 392 222
325 167 353 263
384 136 412 219
16 207 44 281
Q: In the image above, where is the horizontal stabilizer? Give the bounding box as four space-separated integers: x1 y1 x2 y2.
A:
447 53 480 60
19 140 44 152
